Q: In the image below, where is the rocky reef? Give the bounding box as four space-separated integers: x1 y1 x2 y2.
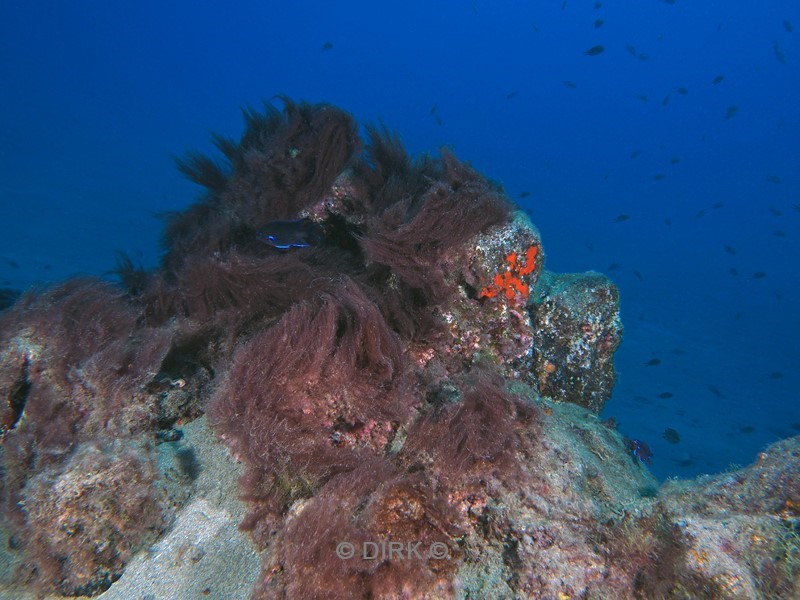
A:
0 99 798 599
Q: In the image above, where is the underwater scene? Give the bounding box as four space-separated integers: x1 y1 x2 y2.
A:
0 1 798 598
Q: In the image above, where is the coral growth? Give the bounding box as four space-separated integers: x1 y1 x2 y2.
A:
480 245 539 300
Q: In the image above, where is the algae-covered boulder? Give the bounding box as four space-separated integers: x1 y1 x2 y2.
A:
1 100 797 599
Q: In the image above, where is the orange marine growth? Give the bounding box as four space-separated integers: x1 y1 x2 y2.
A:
480 244 539 300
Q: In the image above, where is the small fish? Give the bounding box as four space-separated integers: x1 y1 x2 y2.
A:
769 206 783 216
730 267 738 276
652 173 666 181
662 95 670 106
725 105 739 119
662 428 681 444
712 202 724 209
712 75 725 85
429 105 438 115
707 384 726 398
670 157 681 165
607 263 621 271
676 87 688 95
563 80 578 89
774 41 786 64
506 91 518 100
614 214 630 222
626 438 653 464
696 209 706 218
724 245 737 255
630 149 641 159
752 271 767 280
739 425 755 434
767 175 781 184
785 20 794 33
584 45 605 56
594 19 604 29
774 230 787 237
636 94 649 102
645 358 661 366
657 392 674 399
768 371 784 379
257 218 323 249
634 270 643 281
320 41 334 51
626 44 638 57
519 191 531 198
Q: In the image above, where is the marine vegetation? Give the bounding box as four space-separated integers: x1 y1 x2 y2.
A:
0 99 798 599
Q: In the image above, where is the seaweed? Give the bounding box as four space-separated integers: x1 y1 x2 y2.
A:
161 99 360 271
208 277 414 535
0 279 177 594
264 462 460 600
353 123 439 215
112 251 151 297
401 368 538 487
173 150 229 194
359 151 511 304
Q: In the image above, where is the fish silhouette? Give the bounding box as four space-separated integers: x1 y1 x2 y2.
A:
257 218 323 249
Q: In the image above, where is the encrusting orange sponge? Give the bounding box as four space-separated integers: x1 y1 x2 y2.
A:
480 245 538 300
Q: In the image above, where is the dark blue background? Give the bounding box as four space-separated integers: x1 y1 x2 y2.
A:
1 1 798 480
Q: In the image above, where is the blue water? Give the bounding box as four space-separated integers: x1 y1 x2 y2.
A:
1 1 797 481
